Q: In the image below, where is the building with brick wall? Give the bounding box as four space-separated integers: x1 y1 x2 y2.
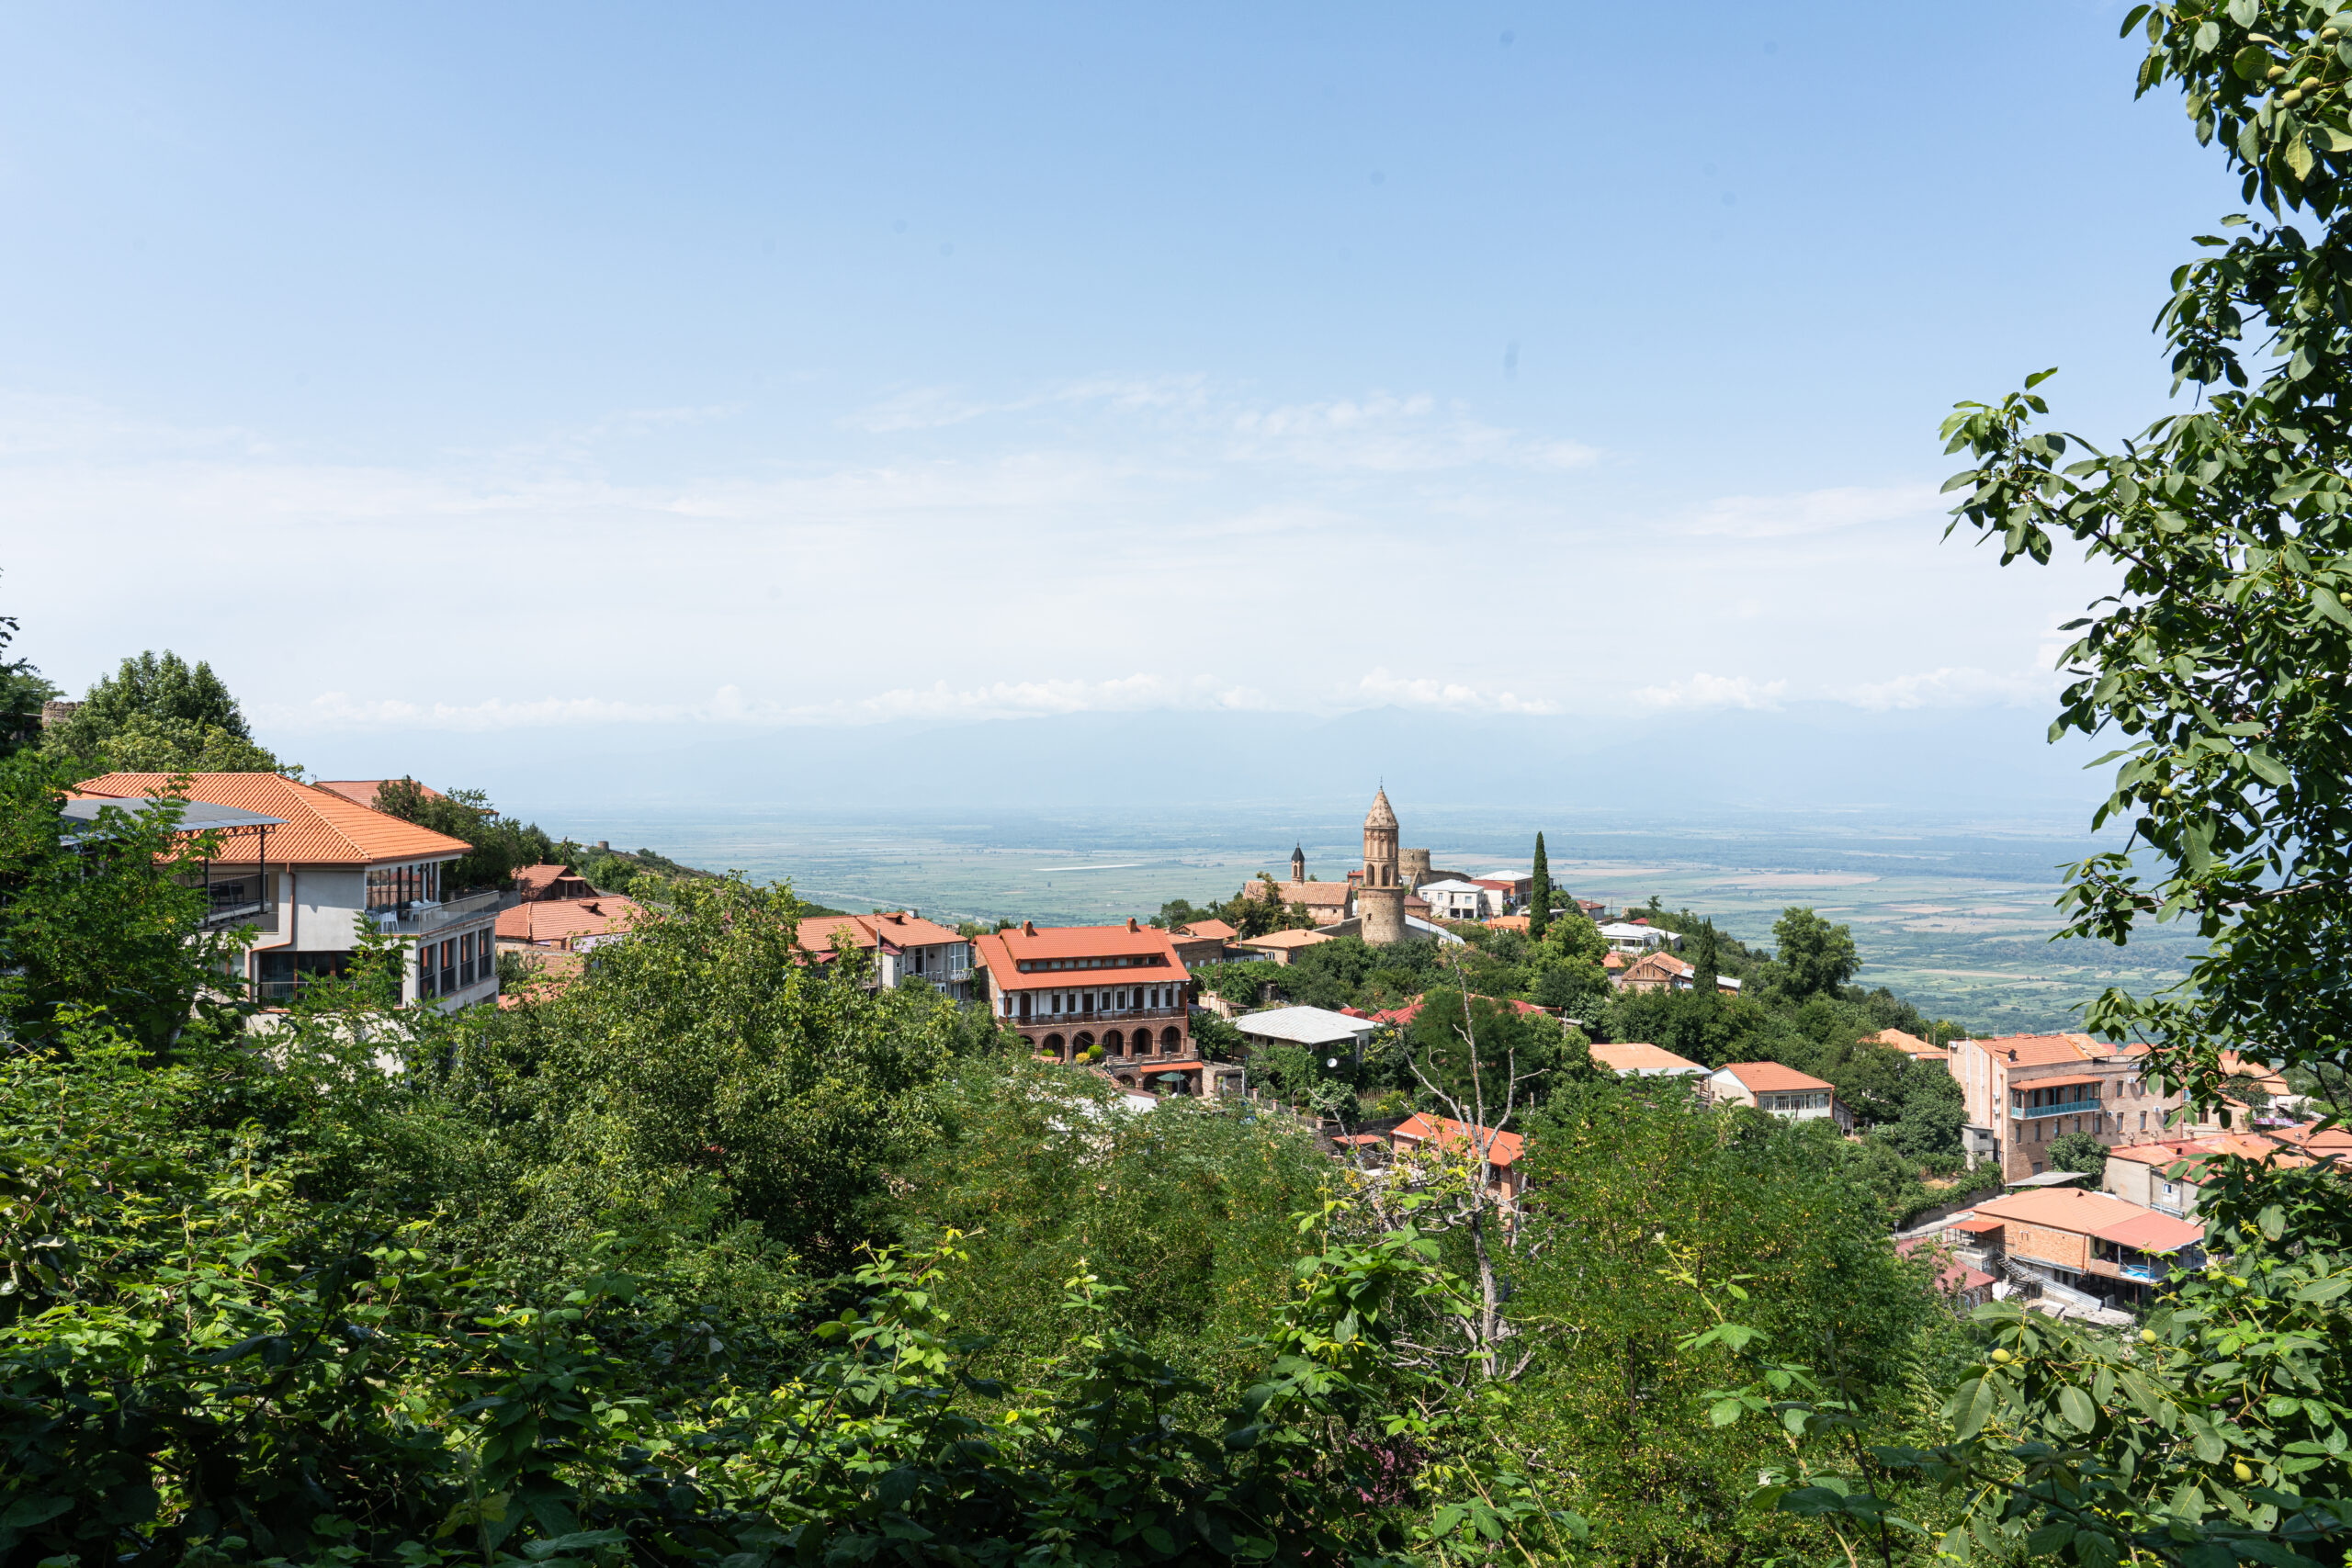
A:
1951 1032 2193 1181
972 919 1227 1093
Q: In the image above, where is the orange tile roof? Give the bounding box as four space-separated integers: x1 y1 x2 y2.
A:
1391 1112 1525 1168
313 779 446 808
1971 1032 2114 1066
2105 1138 2212 1168
1716 1061 1835 1094
74 773 474 866
2094 1209 2206 1254
1238 929 1332 951
1589 1042 1707 1076
1971 1187 2170 1235
972 921 1192 993
1176 919 1238 941
1482 915 1532 932
497 951 582 1009
496 896 643 945
794 910 966 957
1864 1028 1949 1061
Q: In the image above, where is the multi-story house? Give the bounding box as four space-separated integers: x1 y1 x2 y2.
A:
1707 1061 1854 1131
2103 1121 2352 1218
495 894 644 953
794 910 974 998
1417 879 1489 922
73 772 501 1012
1951 1032 2191 1181
971 919 1210 1091
1948 1187 2205 1303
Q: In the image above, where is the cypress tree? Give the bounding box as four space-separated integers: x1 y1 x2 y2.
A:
1693 917 1720 998
1528 832 1551 942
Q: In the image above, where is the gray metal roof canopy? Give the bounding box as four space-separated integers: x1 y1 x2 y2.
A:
60 796 287 836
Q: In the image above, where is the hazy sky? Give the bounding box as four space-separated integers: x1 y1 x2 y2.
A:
4 1 2234 750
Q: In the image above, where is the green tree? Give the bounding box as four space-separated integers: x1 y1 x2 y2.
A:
0 587 58 756
0 754 249 1052
375 777 559 890
2044 1130 2108 1183
43 649 289 777
1691 915 1721 996
1527 830 1551 942
1770 906 1859 1001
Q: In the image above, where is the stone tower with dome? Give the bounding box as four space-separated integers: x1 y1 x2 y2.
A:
1357 786 1408 945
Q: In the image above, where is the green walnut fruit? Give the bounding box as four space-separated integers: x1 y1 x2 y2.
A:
2271 63 2290 79
2233 1460 2254 1483
1990 1348 2014 1365
2286 88 2307 104
2141 1328 2158 1344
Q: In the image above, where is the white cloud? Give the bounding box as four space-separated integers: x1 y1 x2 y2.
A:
1839 666 2059 711
790 674 1274 724
1632 672 1788 711
1676 483 1945 539
1355 669 1561 715
266 687 776 730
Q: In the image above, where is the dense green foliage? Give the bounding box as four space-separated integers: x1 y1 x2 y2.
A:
374 778 563 893
41 650 291 779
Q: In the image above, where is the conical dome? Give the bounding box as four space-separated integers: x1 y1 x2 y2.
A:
1363 787 1397 830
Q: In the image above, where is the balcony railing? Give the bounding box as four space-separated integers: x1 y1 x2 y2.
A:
2018 1099 2102 1120
202 900 279 933
376 888 506 937
2117 1260 2165 1282
1013 1002 1188 1029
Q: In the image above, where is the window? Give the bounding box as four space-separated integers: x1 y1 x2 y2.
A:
460 931 475 987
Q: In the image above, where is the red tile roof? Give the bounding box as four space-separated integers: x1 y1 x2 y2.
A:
2093 1209 2206 1255
1971 1032 2115 1066
496 896 643 946
74 773 474 867
1971 1187 2178 1240
1176 919 1238 941
1370 993 1551 1028
313 779 446 808
2024 1073 2108 1091
497 951 582 1009
795 910 967 957
1237 929 1332 952
1715 1061 1835 1094
1391 1112 1525 1168
1864 1027 1949 1061
972 921 1191 993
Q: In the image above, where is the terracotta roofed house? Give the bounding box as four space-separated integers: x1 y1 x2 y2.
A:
312 779 447 809
792 911 973 998
496 895 644 953
1864 1027 1951 1069
1951 1032 2190 1181
971 919 1219 1092
1589 1042 1709 1078
1960 1186 2205 1298
514 863 598 902
1234 928 1334 964
1707 1061 1854 1131
1168 919 1238 970
1382 1113 1528 1203
73 772 497 1011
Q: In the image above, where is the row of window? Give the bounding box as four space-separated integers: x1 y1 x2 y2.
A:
1014 953 1169 973
1010 985 1177 1017
418 929 488 998
367 861 446 910
1765 1092 1830 1111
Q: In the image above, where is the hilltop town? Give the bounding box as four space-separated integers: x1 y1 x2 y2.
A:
47 698 2339 1336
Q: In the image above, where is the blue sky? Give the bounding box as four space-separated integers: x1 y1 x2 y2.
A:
3 1 2239 762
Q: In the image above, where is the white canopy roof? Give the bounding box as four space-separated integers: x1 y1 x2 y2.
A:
1235 1005 1379 1047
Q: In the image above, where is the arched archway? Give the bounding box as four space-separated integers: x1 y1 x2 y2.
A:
1074 1032 1096 1060
1160 1026 1182 1054
1042 1032 1065 1059
1105 1029 1125 1056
